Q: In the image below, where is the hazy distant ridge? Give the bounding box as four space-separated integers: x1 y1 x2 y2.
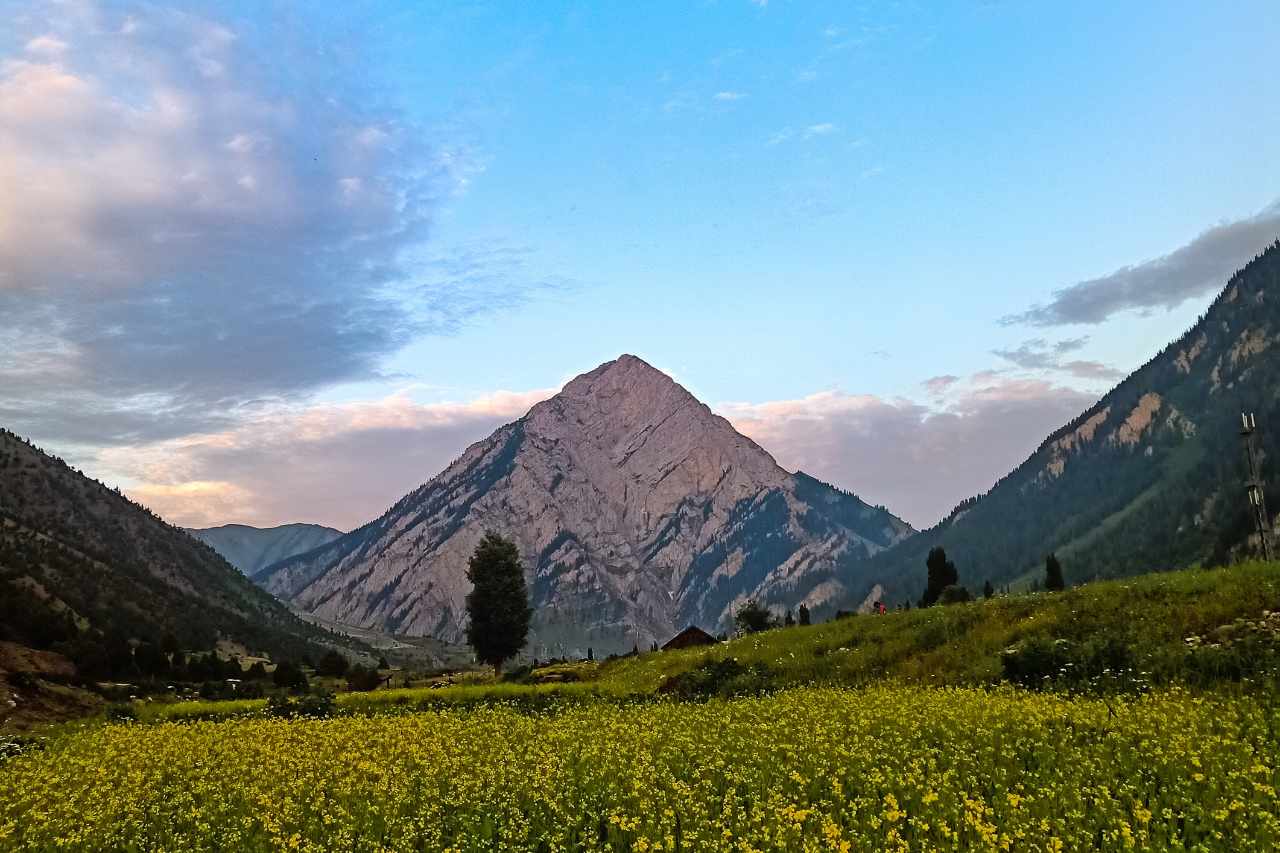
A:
188 523 342 576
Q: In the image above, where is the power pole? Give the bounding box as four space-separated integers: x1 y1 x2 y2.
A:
1241 412 1273 561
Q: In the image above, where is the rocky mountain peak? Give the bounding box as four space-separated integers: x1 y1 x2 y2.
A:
257 356 914 654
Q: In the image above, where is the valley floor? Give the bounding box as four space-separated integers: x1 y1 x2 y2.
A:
5 561 1280 850
3 686 1278 851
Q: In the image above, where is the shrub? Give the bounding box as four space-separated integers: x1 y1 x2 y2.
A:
657 658 777 700
265 691 336 720
734 600 774 634
501 664 535 684
316 650 350 678
346 665 382 692
105 702 138 723
1002 636 1140 692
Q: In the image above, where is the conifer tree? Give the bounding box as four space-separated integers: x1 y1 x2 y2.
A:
921 547 959 607
465 532 532 677
1045 553 1066 592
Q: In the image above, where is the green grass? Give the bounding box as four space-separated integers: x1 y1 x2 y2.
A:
131 560 1280 723
594 560 1280 693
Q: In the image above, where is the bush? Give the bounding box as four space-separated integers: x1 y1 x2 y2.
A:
658 658 777 700
501 664 535 684
266 691 335 719
346 665 382 692
105 703 138 723
938 585 972 605
734 600 774 634
1001 636 1140 692
0 734 43 765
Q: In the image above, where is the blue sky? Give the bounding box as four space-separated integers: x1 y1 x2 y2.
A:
3 1 1278 529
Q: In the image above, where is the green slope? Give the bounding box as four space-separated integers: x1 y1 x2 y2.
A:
0 428 361 671
845 239 1280 608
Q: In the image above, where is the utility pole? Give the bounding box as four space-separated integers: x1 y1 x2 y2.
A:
1241 412 1273 561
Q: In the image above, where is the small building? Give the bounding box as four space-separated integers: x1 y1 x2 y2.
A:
661 626 718 651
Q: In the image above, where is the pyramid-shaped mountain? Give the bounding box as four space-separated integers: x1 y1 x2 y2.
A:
257 355 913 653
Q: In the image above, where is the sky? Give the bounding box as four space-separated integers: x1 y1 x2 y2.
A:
3 0 1279 531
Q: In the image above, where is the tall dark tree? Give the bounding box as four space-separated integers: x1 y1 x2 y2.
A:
1045 553 1066 592
134 641 169 677
465 532 532 676
272 660 308 692
734 599 773 634
316 650 350 677
784 608 795 627
983 579 995 600
921 547 959 607
797 604 811 626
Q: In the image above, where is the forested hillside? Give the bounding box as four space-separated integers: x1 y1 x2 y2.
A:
0 428 354 677
851 239 1280 607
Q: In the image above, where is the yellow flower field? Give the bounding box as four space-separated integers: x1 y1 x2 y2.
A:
2 686 1278 851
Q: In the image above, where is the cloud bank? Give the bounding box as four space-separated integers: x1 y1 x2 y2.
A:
104 388 557 529
1007 203 1280 327
101 372 1096 532
0 2 555 448
724 376 1097 528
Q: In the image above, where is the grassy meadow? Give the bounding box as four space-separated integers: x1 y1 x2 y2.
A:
3 561 1280 850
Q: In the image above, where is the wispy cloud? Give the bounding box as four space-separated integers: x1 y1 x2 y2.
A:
991 338 1123 381
923 375 960 396
1006 202 1280 327
768 123 838 146
713 90 747 101
24 34 68 56
767 127 795 146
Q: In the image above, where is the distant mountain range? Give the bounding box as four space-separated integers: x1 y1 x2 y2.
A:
187 523 342 576
255 355 914 654
0 428 357 668
850 239 1280 606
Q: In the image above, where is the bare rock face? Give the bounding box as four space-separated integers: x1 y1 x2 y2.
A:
257 356 913 654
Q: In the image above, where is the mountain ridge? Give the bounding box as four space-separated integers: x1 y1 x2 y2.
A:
0 427 360 670
842 238 1280 607
187 523 342 576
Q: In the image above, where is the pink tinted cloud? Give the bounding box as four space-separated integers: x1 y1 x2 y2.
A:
104 388 556 529
723 376 1097 528
103 372 1096 533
